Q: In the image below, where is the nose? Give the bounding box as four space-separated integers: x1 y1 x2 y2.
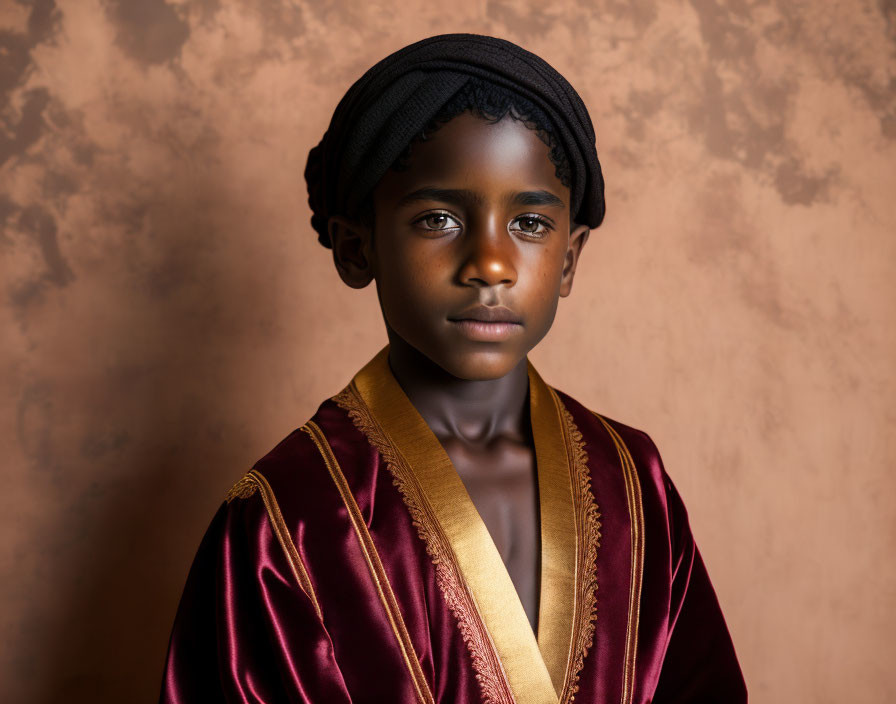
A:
456 217 517 288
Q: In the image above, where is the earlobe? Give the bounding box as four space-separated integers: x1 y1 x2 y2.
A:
559 223 590 297
328 216 375 289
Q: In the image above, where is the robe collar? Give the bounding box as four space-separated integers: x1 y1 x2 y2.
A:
349 347 580 702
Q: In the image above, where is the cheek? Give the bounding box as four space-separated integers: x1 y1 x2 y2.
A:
375 247 445 325
514 244 566 341
386 240 452 291
522 243 567 297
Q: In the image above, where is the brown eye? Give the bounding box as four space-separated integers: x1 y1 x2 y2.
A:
425 214 449 229
518 217 540 233
415 212 461 232
510 215 551 237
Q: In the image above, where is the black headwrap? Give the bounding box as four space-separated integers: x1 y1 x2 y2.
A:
304 33 605 247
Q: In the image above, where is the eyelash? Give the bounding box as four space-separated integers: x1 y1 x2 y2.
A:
412 211 555 238
510 214 554 238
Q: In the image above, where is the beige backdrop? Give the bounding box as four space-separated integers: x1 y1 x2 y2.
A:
2 0 894 702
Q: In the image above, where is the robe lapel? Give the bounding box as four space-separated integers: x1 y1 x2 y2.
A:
350 348 579 702
528 361 579 694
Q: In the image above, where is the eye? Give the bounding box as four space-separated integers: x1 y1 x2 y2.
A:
414 212 462 233
510 214 553 238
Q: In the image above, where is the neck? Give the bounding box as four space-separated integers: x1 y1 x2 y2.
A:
385 331 530 445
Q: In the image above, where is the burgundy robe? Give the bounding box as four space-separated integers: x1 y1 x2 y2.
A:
160 348 746 703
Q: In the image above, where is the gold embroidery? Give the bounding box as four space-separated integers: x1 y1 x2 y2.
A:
333 384 515 704
226 473 258 502
593 415 644 704
554 393 602 704
302 421 435 704
225 470 323 621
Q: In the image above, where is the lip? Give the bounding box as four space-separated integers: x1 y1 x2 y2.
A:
448 305 522 324
447 305 523 342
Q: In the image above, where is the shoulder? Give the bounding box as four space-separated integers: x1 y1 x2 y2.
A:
552 388 689 530
554 387 696 554
250 425 322 487
224 396 376 524
221 399 338 516
217 423 320 530
554 388 670 488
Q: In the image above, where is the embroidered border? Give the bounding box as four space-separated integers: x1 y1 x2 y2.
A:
593 414 644 704
554 393 602 704
302 421 435 704
334 384 515 704
225 469 322 620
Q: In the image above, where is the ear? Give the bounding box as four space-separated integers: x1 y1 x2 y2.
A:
559 223 590 297
328 215 375 289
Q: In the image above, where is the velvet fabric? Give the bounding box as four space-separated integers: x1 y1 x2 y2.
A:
160 366 746 703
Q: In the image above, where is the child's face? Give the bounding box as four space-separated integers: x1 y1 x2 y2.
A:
332 111 590 381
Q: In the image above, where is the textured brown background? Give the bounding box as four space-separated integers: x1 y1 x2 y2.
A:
1 0 894 702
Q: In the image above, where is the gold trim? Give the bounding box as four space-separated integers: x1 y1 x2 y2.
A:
551 389 602 704
225 470 322 621
335 347 604 704
302 421 435 704
527 364 602 701
333 381 515 704
528 366 577 692
594 415 644 704
226 473 258 502
348 350 559 700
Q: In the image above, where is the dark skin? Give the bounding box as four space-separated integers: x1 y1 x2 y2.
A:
328 112 590 630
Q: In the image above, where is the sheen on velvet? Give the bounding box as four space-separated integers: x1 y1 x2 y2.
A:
159 349 747 703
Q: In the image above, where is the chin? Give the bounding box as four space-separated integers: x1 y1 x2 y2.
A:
436 348 523 381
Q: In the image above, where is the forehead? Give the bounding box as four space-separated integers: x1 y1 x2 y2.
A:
373 111 569 205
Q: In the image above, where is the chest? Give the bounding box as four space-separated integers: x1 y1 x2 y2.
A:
439 437 541 628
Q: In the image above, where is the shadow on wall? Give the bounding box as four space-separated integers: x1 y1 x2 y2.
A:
2 6 284 701
0 2 320 700
20 176 271 703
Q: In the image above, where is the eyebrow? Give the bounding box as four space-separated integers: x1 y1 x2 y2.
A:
397 188 484 208
396 187 566 209
509 190 566 208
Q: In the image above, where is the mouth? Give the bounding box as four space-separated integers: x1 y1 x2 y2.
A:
447 305 523 342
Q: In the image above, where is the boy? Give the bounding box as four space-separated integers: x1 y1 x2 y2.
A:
160 34 747 703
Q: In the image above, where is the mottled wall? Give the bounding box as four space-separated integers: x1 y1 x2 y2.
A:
1 0 893 701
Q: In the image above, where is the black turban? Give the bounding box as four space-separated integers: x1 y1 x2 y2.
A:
304 33 605 247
